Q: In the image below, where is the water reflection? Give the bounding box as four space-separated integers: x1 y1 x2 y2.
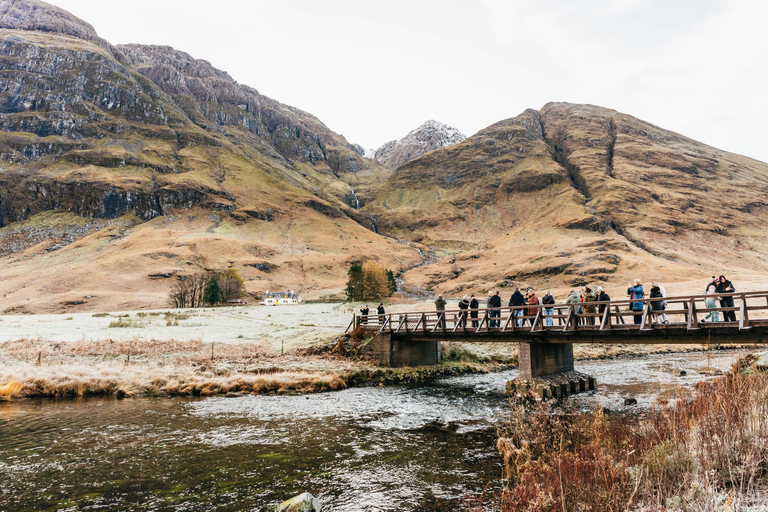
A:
0 350 747 511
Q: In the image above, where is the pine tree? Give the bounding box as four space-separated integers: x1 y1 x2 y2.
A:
203 273 222 305
386 269 397 295
346 264 364 301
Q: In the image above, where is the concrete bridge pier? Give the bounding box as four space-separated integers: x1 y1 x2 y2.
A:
509 342 595 399
361 333 441 367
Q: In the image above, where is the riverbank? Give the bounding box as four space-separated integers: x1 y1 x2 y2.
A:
495 354 768 511
0 336 510 400
0 333 761 401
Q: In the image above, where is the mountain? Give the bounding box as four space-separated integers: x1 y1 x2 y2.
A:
2 1 768 314
0 0 417 313
373 120 465 170
363 103 768 295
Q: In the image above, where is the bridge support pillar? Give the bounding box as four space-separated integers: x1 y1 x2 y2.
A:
518 342 574 379
361 333 441 367
510 342 595 399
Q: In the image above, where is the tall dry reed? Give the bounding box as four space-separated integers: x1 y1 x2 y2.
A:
496 368 768 511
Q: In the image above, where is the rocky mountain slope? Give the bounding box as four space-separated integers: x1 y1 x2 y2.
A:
373 120 465 170
363 103 768 295
2 1 768 314
0 0 416 313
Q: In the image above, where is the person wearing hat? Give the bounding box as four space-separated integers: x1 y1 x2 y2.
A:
596 286 611 315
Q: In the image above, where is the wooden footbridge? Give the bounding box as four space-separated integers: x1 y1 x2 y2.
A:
348 291 768 383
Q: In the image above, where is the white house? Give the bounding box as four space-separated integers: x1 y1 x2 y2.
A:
262 290 301 305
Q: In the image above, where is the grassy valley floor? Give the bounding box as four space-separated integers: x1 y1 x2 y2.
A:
0 303 764 400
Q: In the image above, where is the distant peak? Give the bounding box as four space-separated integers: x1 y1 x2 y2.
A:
373 120 466 170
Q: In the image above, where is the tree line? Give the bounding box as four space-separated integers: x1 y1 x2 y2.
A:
169 269 245 308
345 262 397 301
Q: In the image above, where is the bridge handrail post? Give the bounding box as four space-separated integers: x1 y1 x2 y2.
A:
501 309 514 332
478 311 489 332
640 303 651 330
599 304 611 330
563 305 575 331
531 307 542 332
740 294 751 330
687 298 699 330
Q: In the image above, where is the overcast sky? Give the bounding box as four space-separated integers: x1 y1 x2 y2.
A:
53 0 768 162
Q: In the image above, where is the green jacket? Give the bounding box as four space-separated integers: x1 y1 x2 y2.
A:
583 292 597 314
435 297 446 311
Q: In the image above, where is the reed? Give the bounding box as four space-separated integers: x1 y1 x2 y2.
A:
0 338 351 399
496 363 768 511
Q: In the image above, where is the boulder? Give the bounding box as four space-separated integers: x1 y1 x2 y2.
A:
275 493 322 512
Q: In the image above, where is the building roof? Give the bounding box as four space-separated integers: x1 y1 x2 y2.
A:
265 291 299 299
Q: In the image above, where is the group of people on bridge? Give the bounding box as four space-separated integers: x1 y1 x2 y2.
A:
429 275 737 327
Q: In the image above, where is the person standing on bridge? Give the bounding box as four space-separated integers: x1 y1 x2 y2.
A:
701 282 719 323
469 294 479 327
716 275 737 322
458 295 470 328
526 289 540 326
596 286 611 316
542 290 555 327
435 294 447 328
627 279 644 324
377 303 386 325
649 282 669 324
360 305 370 325
583 286 597 325
488 290 502 328
509 287 525 327
566 289 583 325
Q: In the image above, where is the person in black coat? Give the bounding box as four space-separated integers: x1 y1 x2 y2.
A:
596 287 611 315
716 275 736 322
458 295 470 328
488 290 502 328
469 294 479 328
360 305 369 324
509 288 525 327
377 303 386 324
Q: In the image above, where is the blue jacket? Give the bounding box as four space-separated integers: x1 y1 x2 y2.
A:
627 285 644 311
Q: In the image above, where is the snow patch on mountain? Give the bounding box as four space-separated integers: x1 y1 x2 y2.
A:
373 120 466 170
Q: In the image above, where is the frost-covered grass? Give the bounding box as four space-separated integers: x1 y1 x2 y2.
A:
0 337 356 399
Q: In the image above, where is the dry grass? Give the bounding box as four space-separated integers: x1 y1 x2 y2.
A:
494 361 768 511
0 337 357 399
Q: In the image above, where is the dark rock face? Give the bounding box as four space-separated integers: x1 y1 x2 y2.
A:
0 36 173 146
0 1 384 230
118 44 365 174
0 176 234 227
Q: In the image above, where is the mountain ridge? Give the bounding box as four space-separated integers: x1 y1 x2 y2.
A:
2 0 768 314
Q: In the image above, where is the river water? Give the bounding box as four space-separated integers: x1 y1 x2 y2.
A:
0 350 748 512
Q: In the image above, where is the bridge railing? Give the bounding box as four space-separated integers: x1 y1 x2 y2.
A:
348 290 768 335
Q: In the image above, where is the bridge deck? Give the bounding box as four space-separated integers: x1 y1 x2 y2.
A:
350 290 768 344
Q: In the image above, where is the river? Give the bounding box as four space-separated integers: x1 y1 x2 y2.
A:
0 350 748 511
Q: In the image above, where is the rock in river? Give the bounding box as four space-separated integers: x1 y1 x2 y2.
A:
275 492 322 512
